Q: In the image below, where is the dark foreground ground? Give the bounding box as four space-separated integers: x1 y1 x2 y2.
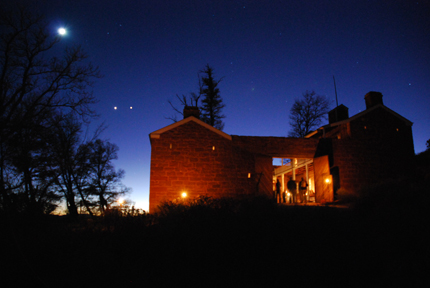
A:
1 195 429 288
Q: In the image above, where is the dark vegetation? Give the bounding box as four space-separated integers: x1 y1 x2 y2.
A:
167 64 226 130
1 6 428 287
288 90 331 138
3 161 429 287
0 7 128 217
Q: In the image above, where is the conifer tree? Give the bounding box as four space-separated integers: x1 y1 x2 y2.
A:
200 65 225 130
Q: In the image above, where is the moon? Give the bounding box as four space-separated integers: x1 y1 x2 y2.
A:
58 28 67 35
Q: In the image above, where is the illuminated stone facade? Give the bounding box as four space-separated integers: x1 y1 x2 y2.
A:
149 92 414 213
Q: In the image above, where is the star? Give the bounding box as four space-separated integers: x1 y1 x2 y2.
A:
58 28 66 35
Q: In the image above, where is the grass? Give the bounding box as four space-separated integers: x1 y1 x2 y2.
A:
1 184 429 287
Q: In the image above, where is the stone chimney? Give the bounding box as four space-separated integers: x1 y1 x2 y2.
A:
328 104 349 124
364 91 383 109
183 106 201 119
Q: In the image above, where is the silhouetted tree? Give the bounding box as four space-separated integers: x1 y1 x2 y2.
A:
200 64 225 130
288 90 331 138
49 115 85 217
86 139 129 214
0 7 100 213
49 115 128 217
166 75 203 122
166 64 225 130
6 110 61 214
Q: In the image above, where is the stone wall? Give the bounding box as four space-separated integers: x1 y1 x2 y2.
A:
150 121 260 213
331 107 414 195
149 106 415 210
231 136 319 159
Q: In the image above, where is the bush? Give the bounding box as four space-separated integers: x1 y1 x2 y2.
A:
336 187 358 204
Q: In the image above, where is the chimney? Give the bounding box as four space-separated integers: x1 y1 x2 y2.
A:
364 91 383 109
183 106 200 119
328 104 349 124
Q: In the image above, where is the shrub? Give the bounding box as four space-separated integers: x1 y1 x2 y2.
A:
336 188 358 204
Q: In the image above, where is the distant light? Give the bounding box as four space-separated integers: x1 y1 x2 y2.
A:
114 106 117 110
130 106 133 109
248 173 251 178
181 192 187 198
58 28 66 35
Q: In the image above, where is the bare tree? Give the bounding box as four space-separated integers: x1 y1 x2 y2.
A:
288 90 331 138
0 7 101 213
86 139 129 214
166 74 203 122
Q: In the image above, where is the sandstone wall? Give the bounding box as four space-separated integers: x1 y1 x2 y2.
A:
150 121 259 213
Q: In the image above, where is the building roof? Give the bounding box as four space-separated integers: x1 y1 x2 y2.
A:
149 116 232 141
305 104 413 138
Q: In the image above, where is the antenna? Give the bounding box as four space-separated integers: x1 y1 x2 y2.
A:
333 75 339 107
333 75 339 122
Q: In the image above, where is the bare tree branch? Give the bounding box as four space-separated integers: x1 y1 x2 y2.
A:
288 90 331 138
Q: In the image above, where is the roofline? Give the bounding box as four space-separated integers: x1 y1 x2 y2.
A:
305 104 413 138
149 116 232 141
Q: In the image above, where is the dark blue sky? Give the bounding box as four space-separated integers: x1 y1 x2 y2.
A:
9 0 430 210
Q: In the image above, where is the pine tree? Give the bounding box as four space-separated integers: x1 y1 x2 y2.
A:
200 65 226 130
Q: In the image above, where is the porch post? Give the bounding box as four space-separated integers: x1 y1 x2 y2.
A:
292 158 297 198
281 173 285 203
305 163 309 202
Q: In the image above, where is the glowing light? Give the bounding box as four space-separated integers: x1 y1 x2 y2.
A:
287 192 291 196
325 178 330 183
114 106 117 110
118 198 124 205
181 192 187 198
58 28 66 35
212 146 215 150
130 106 133 109
248 173 251 178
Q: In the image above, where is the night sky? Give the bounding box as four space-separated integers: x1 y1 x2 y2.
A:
6 0 430 211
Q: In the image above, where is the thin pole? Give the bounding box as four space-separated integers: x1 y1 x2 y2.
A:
333 75 339 107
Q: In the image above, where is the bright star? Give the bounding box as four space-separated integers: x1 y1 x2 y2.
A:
58 28 66 36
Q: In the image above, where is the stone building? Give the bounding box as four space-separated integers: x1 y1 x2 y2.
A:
149 92 414 213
